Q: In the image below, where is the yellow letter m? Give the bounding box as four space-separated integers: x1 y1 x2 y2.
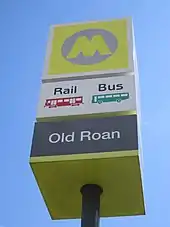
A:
67 35 112 58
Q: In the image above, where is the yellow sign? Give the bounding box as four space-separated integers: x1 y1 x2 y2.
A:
30 151 145 219
43 18 134 80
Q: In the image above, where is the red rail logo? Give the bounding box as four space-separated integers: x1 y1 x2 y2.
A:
44 96 83 108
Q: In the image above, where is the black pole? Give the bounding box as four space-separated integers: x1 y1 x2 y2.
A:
80 184 103 227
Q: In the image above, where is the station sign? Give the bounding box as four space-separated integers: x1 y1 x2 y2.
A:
42 17 134 81
37 74 136 120
30 17 145 221
31 114 138 158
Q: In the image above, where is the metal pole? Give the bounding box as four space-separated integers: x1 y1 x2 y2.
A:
80 184 103 227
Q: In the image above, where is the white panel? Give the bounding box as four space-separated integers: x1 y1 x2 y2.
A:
37 75 137 119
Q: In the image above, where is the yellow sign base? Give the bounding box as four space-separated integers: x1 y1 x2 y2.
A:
30 150 145 220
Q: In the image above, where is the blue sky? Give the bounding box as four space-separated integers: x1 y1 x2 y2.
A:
0 0 170 226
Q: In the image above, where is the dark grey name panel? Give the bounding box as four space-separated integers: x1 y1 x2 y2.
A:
30 115 138 157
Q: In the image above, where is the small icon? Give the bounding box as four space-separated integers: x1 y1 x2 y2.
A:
92 92 129 104
44 96 83 108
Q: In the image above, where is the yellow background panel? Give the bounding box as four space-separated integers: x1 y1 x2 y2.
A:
30 151 145 220
48 19 129 75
